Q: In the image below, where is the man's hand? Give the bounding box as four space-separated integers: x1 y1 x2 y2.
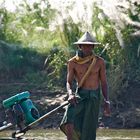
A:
104 101 111 116
68 94 77 106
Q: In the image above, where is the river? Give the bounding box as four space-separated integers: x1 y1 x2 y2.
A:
0 129 140 140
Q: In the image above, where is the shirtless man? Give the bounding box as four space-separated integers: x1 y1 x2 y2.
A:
60 32 111 140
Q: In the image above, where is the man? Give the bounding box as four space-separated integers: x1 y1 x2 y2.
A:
60 31 111 140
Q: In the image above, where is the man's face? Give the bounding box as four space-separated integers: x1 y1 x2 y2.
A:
80 44 94 55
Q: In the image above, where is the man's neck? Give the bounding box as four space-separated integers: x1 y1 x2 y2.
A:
83 52 93 57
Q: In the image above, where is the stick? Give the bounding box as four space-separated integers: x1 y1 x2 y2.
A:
0 123 13 132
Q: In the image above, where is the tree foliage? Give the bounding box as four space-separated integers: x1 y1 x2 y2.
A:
91 1 140 101
0 0 140 95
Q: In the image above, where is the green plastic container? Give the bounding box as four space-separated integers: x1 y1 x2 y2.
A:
20 99 40 124
2 91 40 124
3 91 30 108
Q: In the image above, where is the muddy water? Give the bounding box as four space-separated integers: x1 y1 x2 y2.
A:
0 129 140 140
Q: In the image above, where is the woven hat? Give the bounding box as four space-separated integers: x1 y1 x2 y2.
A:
74 31 100 45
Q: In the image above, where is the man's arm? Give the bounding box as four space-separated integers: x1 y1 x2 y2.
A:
99 59 108 101
66 61 74 95
99 59 111 116
66 61 77 104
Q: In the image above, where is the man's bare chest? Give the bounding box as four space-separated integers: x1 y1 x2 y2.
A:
74 62 100 76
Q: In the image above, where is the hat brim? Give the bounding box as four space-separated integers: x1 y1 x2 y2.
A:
73 41 101 45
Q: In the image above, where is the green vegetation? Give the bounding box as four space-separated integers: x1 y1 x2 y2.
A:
0 0 140 100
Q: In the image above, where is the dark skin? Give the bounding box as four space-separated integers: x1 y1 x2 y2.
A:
66 44 111 140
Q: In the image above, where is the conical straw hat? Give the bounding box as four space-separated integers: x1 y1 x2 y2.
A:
74 31 100 45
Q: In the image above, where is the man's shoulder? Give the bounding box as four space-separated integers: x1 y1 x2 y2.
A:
68 56 77 63
96 55 105 64
96 55 104 61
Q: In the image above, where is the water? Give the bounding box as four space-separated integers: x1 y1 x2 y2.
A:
0 129 140 140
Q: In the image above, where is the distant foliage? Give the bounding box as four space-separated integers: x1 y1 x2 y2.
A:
0 41 45 80
91 2 140 101
0 0 139 95
60 17 81 48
